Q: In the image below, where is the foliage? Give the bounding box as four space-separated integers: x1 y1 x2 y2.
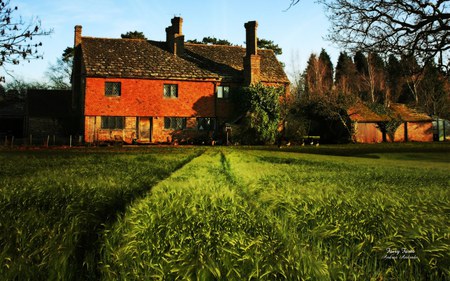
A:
187 37 283 56
120 31 147 40
234 84 282 144
0 147 202 280
289 0 450 70
45 47 73 89
369 103 404 142
100 147 450 280
0 0 52 82
187 36 233 46
4 77 49 97
257 38 282 55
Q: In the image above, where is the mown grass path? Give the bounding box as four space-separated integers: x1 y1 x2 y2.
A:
100 148 450 280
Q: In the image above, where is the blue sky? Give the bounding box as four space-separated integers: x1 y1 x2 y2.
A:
3 0 339 83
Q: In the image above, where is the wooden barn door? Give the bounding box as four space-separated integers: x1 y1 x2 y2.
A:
137 117 152 143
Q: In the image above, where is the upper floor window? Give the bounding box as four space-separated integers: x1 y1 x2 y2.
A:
105 82 121 97
217 86 230 99
101 116 124 129
164 84 178 98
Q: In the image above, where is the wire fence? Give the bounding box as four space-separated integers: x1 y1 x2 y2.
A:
2 135 84 147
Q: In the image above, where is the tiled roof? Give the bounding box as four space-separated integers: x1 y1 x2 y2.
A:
348 102 432 122
348 103 388 122
80 37 289 83
389 103 432 122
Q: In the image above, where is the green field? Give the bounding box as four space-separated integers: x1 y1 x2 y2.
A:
0 144 449 280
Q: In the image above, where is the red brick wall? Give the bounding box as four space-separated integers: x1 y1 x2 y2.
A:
84 78 222 143
85 78 216 117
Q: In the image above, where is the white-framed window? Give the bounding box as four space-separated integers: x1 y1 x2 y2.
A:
217 85 230 99
101 116 124 129
164 84 178 98
105 82 121 96
164 117 186 130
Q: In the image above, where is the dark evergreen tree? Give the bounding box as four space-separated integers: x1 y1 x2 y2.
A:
319 49 333 93
335 52 357 98
386 54 402 103
121 31 147 39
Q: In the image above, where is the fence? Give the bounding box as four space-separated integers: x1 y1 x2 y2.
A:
2 135 84 147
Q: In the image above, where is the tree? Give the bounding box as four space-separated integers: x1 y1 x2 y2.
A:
386 54 403 104
319 49 333 93
45 47 73 89
419 62 450 118
121 31 147 39
288 0 450 70
257 38 282 55
0 0 52 81
335 51 357 97
236 83 282 144
187 37 283 56
187 37 233 46
400 54 423 105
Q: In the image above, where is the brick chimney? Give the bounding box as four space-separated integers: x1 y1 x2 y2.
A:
243 21 260 85
166 17 185 56
74 25 82 47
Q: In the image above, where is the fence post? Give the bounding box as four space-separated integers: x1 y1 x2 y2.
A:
46 135 50 147
4 136 7 146
11 136 14 147
70 135 72 147
29 134 32 146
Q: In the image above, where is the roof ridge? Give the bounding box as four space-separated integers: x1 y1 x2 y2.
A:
82 36 146 41
185 42 244 49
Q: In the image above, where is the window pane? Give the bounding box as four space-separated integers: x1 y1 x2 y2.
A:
164 117 171 129
223 86 229 98
171 85 178 98
164 84 178 98
101 116 124 129
105 82 121 96
217 87 223 98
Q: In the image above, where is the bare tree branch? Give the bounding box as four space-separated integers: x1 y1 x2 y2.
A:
288 0 450 70
0 0 53 81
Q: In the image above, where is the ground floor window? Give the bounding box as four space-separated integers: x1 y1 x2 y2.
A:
164 117 186 130
101 116 125 129
197 117 216 131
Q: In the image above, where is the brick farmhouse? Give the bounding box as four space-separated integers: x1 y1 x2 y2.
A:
72 17 289 144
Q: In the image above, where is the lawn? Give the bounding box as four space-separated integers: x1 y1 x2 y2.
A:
0 144 449 280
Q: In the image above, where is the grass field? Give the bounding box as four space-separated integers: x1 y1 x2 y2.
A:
0 144 449 280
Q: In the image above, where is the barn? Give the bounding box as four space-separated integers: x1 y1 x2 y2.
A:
348 103 433 143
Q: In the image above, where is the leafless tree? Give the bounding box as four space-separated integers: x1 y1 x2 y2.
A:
0 0 52 81
288 0 450 70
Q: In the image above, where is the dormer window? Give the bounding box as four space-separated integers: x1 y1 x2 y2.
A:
105 82 121 97
217 86 230 99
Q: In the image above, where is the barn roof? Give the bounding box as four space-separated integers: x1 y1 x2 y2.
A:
389 103 432 122
348 102 432 123
80 37 289 83
348 103 388 122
